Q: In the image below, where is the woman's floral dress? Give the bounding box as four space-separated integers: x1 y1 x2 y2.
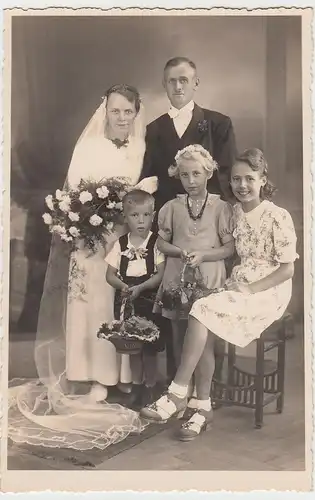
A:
190 200 298 347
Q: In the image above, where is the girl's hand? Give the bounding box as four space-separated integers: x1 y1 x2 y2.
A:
180 249 189 261
128 285 143 301
187 251 205 268
226 281 253 294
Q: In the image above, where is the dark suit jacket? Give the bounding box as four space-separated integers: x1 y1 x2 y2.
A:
140 104 237 212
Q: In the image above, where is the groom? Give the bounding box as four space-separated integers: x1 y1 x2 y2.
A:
140 56 237 386
140 56 237 212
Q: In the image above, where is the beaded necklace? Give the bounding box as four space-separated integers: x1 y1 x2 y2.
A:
186 193 209 235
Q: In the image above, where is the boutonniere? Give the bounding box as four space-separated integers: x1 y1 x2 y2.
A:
121 247 148 260
197 120 208 133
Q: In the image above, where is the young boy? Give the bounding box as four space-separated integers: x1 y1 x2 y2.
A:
106 190 165 409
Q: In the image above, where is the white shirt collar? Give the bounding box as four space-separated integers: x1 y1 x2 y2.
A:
127 231 152 249
168 100 195 119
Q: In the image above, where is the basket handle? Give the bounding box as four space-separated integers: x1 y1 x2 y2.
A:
120 295 135 321
180 261 204 286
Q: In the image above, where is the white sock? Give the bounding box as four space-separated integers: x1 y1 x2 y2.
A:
197 398 211 411
168 382 188 398
192 386 198 398
187 397 199 409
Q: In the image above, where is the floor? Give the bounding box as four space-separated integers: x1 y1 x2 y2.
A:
7 323 306 472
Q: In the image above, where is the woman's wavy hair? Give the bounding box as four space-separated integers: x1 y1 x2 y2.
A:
104 84 141 113
234 148 277 200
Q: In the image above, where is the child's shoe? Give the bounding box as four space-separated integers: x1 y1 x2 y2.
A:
140 391 187 422
117 382 133 394
121 383 143 409
178 397 199 421
141 385 157 408
177 408 213 441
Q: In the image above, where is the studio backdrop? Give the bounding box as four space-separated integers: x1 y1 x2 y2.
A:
9 14 303 332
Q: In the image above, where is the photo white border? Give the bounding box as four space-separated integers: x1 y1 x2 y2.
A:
0 5 313 494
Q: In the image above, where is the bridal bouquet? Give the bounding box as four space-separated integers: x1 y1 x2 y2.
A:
42 177 131 252
97 297 160 355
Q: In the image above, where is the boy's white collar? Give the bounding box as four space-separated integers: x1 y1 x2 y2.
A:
127 231 152 249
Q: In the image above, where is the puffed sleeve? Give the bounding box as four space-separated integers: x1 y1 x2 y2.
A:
218 201 234 243
105 240 121 269
157 201 174 242
154 243 166 267
272 208 298 263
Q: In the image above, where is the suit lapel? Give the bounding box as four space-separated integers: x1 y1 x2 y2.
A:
157 105 212 153
159 113 180 145
180 104 210 149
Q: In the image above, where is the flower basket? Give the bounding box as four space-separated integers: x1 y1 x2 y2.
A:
97 297 160 355
42 177 131 253
160 262 225 318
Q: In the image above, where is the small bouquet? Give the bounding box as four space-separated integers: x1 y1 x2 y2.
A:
160 262 226 318
42 177 131 252
97 297 160 355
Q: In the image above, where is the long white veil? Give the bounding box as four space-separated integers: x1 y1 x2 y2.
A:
8 95 152 451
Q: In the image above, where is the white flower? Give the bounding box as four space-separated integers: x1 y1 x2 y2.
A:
79 191 93 204
96 186 109 199
59 200 71 213
45 195 54 211
115 202 123 211
60 234 73 242
42 213 53 225
107 201 115 209
62 194 71 204
52 224 66 235
68 211 80 222
89 214 103 226
55 189 65 201
107 221 114 231
69 226 80 237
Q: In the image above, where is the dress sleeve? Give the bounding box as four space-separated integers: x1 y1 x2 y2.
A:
218 201 234 243
272 208 298 263
158 201 174 242
105 240 121 269
154 243 166 267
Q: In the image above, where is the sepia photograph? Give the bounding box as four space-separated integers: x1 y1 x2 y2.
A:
2 7 312 492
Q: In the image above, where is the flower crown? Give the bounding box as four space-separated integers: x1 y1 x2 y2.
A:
169 144 218 178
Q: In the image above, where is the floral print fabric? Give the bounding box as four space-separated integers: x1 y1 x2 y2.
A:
190 200 298 347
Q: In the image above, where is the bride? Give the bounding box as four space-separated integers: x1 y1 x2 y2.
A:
8 84 157 451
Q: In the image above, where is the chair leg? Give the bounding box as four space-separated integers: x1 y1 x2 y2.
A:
255 337 265 428
226 343 236 402
276 323 286 413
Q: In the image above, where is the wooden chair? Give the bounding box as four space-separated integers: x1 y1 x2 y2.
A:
211 312 293 428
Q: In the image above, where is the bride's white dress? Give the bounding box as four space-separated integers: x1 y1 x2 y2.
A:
8 134 157 450
66 135 144 385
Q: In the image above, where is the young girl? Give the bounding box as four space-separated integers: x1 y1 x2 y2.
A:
153 144 235 415
141 148 298 441
106 190 165 409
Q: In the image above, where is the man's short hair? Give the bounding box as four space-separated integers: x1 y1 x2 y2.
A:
164 57 197 73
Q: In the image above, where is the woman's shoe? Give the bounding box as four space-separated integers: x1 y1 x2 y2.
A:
88 383 108 403
140 391 187 422
177 408 213 441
